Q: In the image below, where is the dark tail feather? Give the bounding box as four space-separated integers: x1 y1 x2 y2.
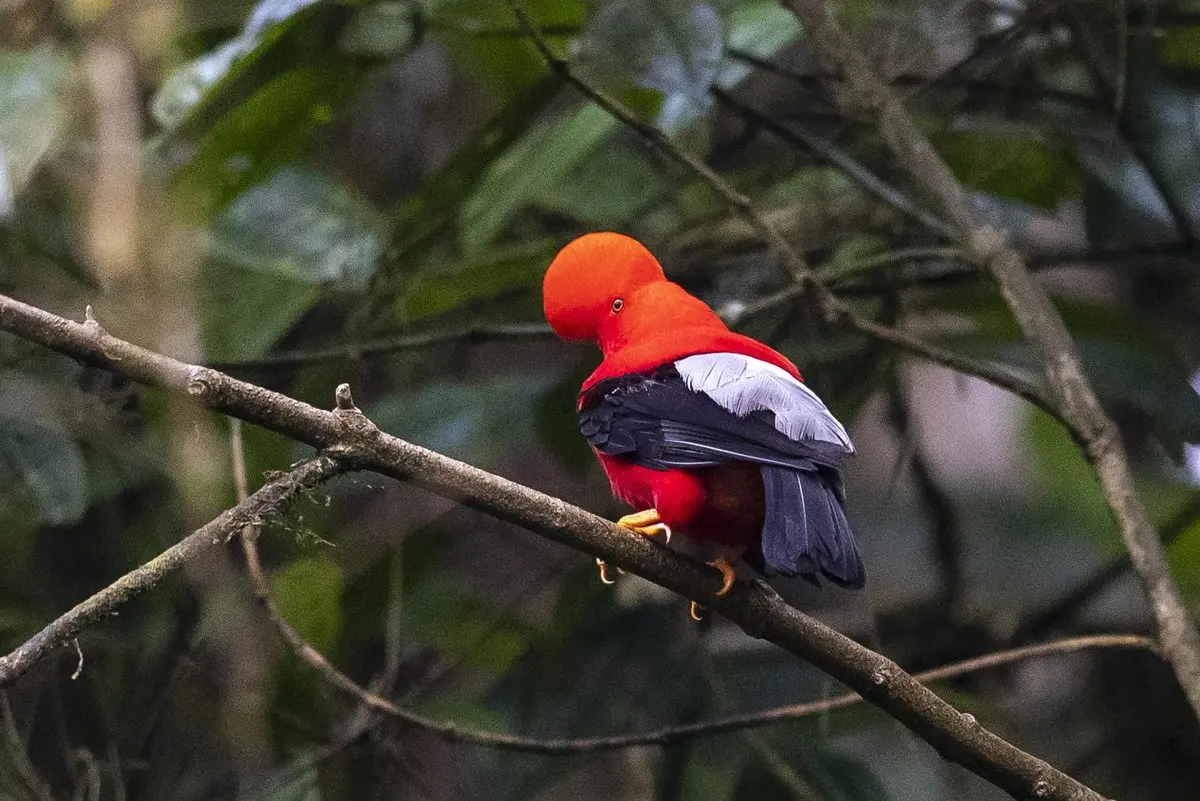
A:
760 466 865 589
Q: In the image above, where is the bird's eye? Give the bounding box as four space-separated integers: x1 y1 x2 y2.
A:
611 298 624 313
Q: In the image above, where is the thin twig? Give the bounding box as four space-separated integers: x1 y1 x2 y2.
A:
0 451 345 686
782 0 1200 721
723 48 1108 113
1058 8 1197 245
1015 493 1200 642
886 372 964 610
711 87 954 238
0 294 1107 801
1 692 55 801
213 322 555 372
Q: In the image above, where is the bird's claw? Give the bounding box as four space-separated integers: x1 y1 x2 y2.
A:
617 509 671 543
707 556 737 597
688 559 736 622
595 558 625 585
632 522 671 543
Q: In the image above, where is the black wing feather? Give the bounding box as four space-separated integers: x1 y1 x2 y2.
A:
579 366 864 588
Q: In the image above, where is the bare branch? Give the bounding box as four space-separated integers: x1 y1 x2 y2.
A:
1 693 54 801
723 47 1109 113
1058 8 1198 245
886 372 964 610
0 293 1107 801
710 86 955 238
0 452 345 687
213 322 555 372
1016 494 1200 641
781 0 1200 719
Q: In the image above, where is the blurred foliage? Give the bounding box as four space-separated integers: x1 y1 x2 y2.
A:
1 0 1200 799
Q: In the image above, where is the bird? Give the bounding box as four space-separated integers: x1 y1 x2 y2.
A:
542 232 865 619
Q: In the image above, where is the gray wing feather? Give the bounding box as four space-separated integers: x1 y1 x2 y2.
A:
674 353 853 451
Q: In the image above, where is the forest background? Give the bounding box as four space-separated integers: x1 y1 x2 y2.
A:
2 0 1200 799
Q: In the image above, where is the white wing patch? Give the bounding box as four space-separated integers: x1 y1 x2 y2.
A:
674 353 854 451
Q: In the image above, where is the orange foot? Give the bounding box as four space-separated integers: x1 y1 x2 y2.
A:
617 509 671 542
689 557 737 621
595 509 671 586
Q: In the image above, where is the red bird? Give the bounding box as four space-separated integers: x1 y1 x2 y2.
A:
543 233 864 617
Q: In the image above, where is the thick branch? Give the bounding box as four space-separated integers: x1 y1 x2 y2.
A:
0 454 344 687
781 0 1200 721
0 294 1106 801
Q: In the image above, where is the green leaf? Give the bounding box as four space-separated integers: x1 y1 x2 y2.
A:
0 48 70 213
924 285 1200 449
199 260 319 362
172 64 358 217
537 142 669 228
368 372 559 464
210 166 385 286
1160 26 1200 68
535 366 594 475
1076 338 1200 449
799 746 891 801
823 234 888 281
404 573 535 676
430 0 582 101
412 696 509 732
460 102 615 255
681 736 749 801
242 756 322 801
1026 409 1110 532
0 419 86 527
717 1 799 88
272 556 343 654
937 130 1080 210
339 2 418 58
380 76 560 280
399 239 555 322
577 0 722 129
1168 513 1200 601
152 0 324 129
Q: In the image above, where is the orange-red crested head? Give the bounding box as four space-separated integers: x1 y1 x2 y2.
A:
543 232 666 341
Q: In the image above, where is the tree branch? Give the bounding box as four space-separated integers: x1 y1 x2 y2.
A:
723 47 1109 114
781 0 1200 719
0 453 345 687
0 294 1108 801
886 371 964 610
1058 8 1198 246
212 322 555 372
1015 494 1200 642
710 86 955 238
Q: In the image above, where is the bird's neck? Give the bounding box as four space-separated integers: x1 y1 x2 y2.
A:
596 282 727 358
